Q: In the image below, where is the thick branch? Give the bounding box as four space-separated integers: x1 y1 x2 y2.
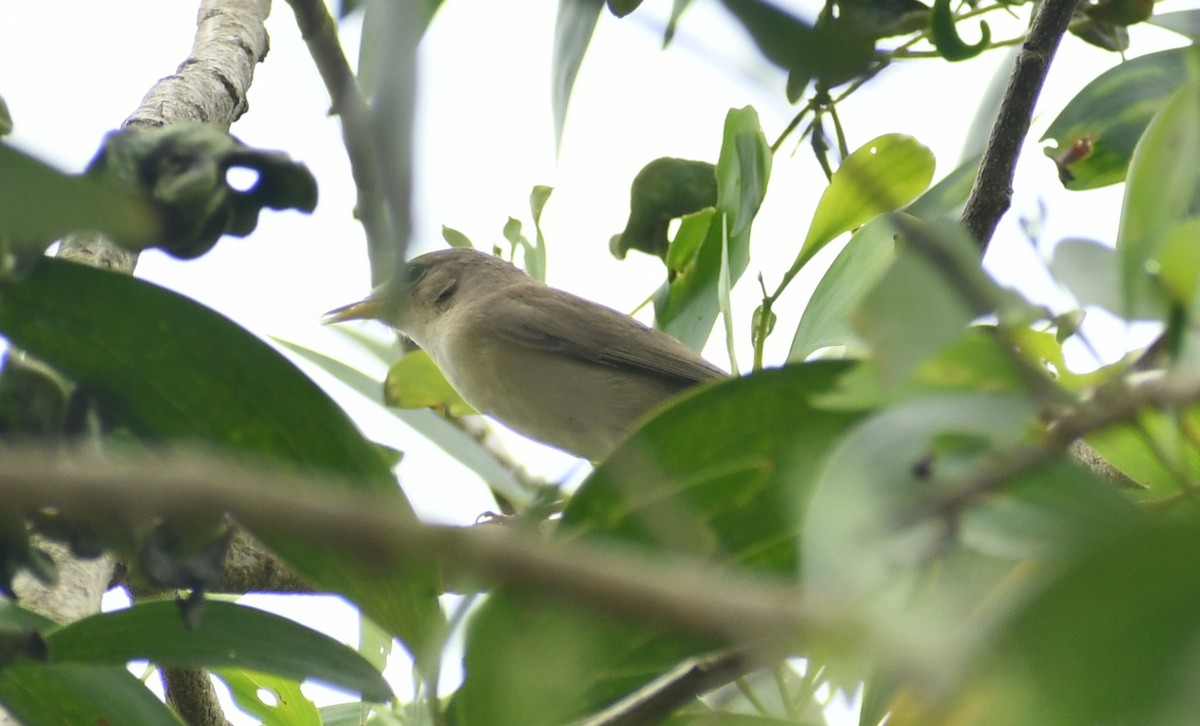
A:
163 668 232 726
57 0 272 272
959 0 1076 253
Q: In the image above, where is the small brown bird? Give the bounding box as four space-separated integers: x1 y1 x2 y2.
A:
325 248 725 461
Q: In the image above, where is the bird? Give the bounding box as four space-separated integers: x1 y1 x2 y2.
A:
325 247 726 461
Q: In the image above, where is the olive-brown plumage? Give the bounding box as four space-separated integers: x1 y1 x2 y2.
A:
326 248 725 460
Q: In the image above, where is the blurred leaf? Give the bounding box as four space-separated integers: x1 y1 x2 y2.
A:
719 0 874 87
0 142 158 259
0 259 444 676
0 663 184 726
49 600 390 701
384 350 476 416
1049 238 1120 312
453 363 864 724
0 95 11 136
973 519 1200 725
530 185 553 278
656 107 770 351
611 158 716 261
803 392 1138 685
213 668 322 725
930 0 990 61
1069 16 1130 52
798 134 934 273
1158 216 1200 305
0 351 71 438
1085 408 1200 498
663 0 694 46
442 225 474 248
855 220 983 386
1041 48 1190 190
1151 9 1200 38
606 0 642 17
552 0 604 148
1116 70 1200 319
838 0 929 39
1084 0 1153 26
278 338 533 509
85 124 317 259
789 216 896 361
358 0 426 282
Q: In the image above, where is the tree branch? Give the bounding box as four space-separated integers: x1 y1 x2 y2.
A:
285 0 418 284
57 0 272 272
915 371 1200 520
0 447 850 655
958 0 1076 253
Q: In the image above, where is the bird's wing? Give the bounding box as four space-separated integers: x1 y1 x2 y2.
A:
483 286 726 386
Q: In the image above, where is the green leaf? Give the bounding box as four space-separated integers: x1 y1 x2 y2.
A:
611 158 716 261
527 185 552 281
0 95 11 137
0 142 158 257
0 259 444 676
384 350 476 416
214 669 322 725
803 392 1138 683
663 208 715 274
798 134 934 273
441 225 474 248
663 0 694 46
1049 238 1161 319
1151 9 1200 39
1041 47 1191 190
719 0 874 87
656 107 770 351
552 0 604 148
453 363 865 724
48 600 390 701
976 519 1200 724
0 663 184 726
789 216 896 361
606 0 642 17
1116 68 1200 319
930 0 990 61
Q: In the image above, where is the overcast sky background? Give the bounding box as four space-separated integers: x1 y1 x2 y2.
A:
0 1 1185 722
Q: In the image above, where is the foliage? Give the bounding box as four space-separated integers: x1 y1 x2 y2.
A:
2 0 1200 725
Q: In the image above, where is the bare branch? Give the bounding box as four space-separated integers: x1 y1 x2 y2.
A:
959 0 1076 253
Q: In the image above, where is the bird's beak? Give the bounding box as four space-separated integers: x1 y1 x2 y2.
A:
322 295 383 325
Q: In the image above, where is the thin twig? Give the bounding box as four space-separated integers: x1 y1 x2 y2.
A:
959 0 1076 252
914 371 1200 521
285 0 414 284
573 651 757 726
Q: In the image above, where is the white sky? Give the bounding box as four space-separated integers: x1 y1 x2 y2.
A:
0 1 1185 722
